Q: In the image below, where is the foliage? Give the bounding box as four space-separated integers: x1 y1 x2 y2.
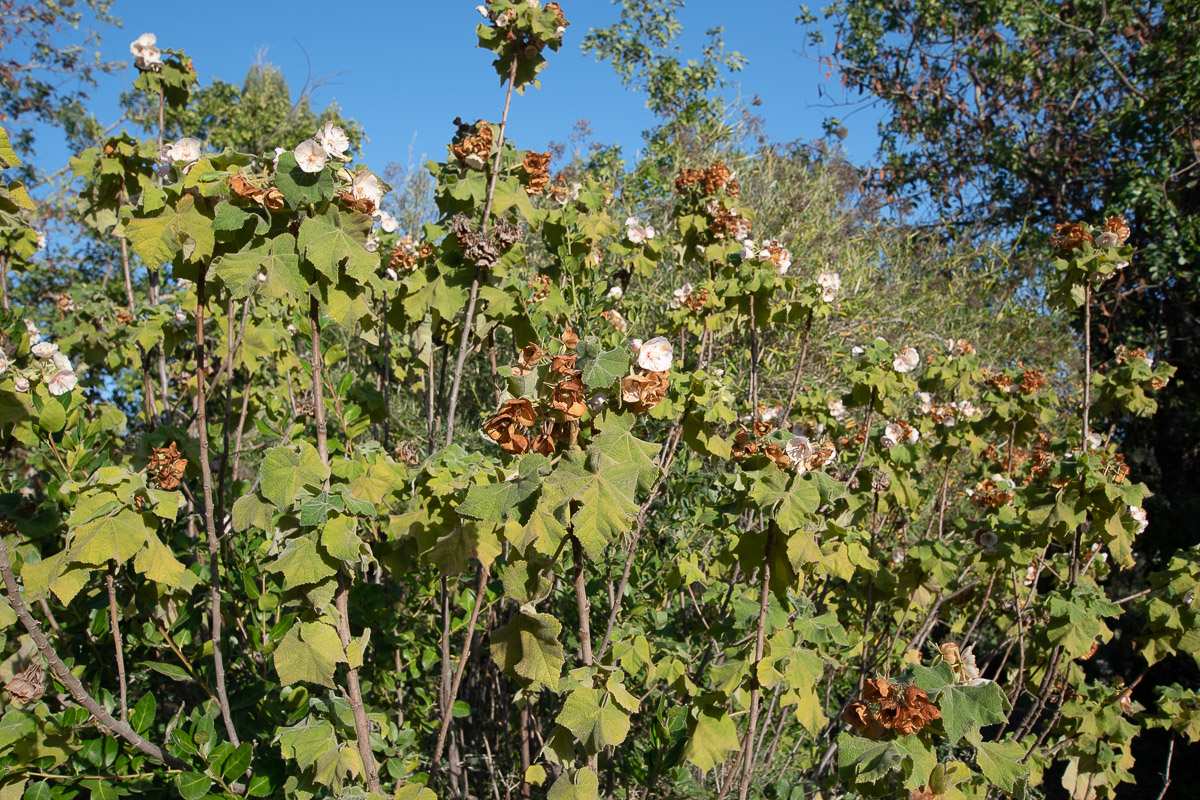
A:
0 4 1196 800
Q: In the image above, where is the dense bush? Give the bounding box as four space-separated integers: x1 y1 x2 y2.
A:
0 4 1197 800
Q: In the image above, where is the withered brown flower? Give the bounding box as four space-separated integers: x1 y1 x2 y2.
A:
1050 221 1093 257
484 398 538 454
620 371 669 414
863 678 895 703
149 442 187 491
4 662 45 705
551 376 588 421
522 151 552 196
550 354 578 375
560 327 579 351
1105 215 1130 245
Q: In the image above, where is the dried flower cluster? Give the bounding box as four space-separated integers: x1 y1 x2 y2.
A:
968 475 1016 508
230 174 284 211
522 152 552 196
4 662 45 705
675 161 739 197
1050 221 1093 257
843 678 941 739
149 442 187 491
450 118 495 171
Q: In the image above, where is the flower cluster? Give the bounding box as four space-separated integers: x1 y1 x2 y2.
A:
621 337 672 412
783 435 838 474
915 393 981 427
705 202 751 241
625 216 656 245
967 474 1016 508
675 161 739 197
669 282 709 312
17 336 79 396
522 152 552 196
843 678 941 739
600 309 628 332
294 122 351 174
816 270 841 302
130 33 162 71
148 442 188 491
1050 221 1094 257
945 337 976 358
450 118 494 170
229 174 284 211
1096 215 1131 249
881 420 920 448
387 237 432 279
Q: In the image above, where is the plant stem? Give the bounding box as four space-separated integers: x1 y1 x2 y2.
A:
195 268 241 748
106 565 128 723
310 296 380 792
781 309 814 423
443 56 519 447
434 563 491 764
737 526 773 800
0 540 186 769
574 537 594 668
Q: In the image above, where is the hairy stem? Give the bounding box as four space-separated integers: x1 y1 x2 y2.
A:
106 565 128 723
195 269 241 747
443 56 519 446
736 527 773 800
434 563 491 764
0 540 186 769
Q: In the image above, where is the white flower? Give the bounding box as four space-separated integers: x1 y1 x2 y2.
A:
130 32 157 56
385 267 398 280
0 352 6 375
24 320 41 344
629 339 643 354
974 530 999 554
670 282 693 309
954 399 981 419
761 405 784 423
1096 231 1120 249
47 370 77 396
785 436 814 470
36 230 47 251
51 352 73 373
1129 505 1148 534
286 323 297 334
31 342 59 359
375 210 399 233
625 217 656 244
352 170 385 208
317 122 349 160
273 146 286 169
364 234 380 254
740 240 757 260
294 139 328 174
130 33 162 70
817 270 840 301
881 422 903 448
905 426 920 444
476 4 490 17
174 309 187 324
163 138 202 167
893 346 920 374
463 152 487 170
851 345 865 360
607 285 624 301
828 398 846 420
637 336 673 372
14 375 29 393
1085 432 1104 450
1115 260 1130 270
916 392 933 414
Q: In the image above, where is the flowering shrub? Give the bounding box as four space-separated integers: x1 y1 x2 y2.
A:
0 7 1197 800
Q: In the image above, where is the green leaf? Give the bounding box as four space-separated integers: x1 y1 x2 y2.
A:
490 611 564 689
836 732 903 784
556 687 631 751
541 450 639 559
684 704 739 773
320 514 367 563
546 767 598 800
232 494 275 532
298 205 377 285
275 718 337 771
911 662 1008 744
259 442 330 511
750 469 820 531
0 709 35 750
579 346 630 390
132 533 187 588
273 621 346 688
267 536 338 588
136 661 192 681
457 454 551 524
968 731 1028 792
174 772 212 800
222 742 253 782
591 411 662 493
130 692 155 734
212 234 307 300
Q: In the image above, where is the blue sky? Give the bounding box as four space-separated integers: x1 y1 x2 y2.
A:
27 0 883 181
